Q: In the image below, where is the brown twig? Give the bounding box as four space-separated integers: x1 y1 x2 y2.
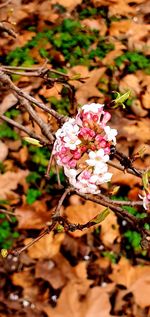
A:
0 70 66 123
0 114 49 145
74 190 150 246
16 95 54 143
108 161 142 178
0 22 16 38
13 222 56 256
97 193 143 206
2 65 70 78
0 0 11 8
45 145 55 179
52 187 71 219
113 150 142 177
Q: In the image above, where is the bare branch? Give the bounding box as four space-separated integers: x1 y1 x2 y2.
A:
52 187 71 219
0 114 49 145
0 0 11 9
13 222 56 256
0 70 66 123
16 95 54 143
97 193 143 206
108 161 142 178
0 22 16 38
74 189 150 247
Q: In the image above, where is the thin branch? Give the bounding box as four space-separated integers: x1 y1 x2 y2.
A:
13 222 56 256
114 150 142 177
0 114 49 145
45 145 55 179
97 193 143 206
0 70 66 123
52 187 71 219
0 208 15 216
16 95 54 143
74 189 150 245
0 0 11 8
0 22 16 38
108 161 142 178
2 65 70 78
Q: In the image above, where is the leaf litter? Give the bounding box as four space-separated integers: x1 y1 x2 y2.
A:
0 0 150 316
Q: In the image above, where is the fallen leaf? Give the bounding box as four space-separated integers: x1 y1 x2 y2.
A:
109 257 150 308
15 201 51 229
142 89 150 109
0 93 17 115
25 232 64 259
119 74 141 95
0 170 29 199
69 66 106 104
42 283 115 317
0 141 8 162
12 269 38 301
81 18 107 35
64 199 105 237
100 212 120 247
131 99 148 117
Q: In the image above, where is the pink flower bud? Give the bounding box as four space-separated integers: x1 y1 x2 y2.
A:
68 159 77 168
101 112 111 127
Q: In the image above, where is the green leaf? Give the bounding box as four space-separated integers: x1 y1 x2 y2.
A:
24 137 42 147
112 91 131 109
142 170 150 191
92 208 110 224
26 188 42 205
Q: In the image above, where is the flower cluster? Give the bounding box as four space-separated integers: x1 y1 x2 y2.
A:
139 192 150 210
53 103 117 194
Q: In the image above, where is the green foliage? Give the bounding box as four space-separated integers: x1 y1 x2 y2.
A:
79 7 98 19
5 109 21 118
123 205 146 219
124 230 141 251
5 18 113 67
115 52 150 73
111 196 148 253
28 145 50 172
0 162 5 173
0 214 19 249
89 38 114 60
26 188 42 204
6 47 35 67
0 122 19 140
102 251 118 263
26 172 41 184
49 96 70 115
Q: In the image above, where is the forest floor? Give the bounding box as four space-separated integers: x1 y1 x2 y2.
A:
0 0 150 316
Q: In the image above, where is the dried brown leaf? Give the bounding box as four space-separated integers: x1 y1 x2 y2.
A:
109 257 150 308
0 170 28 199
25 232 64 259
0 141 8 162
69 66 106 104
15 201 51 229
64 200 105 237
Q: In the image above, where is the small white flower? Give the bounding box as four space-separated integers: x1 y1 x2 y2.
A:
97 172 112 184
104 126 117 144
63 135 81 150
86 149 109 168
139 192 150 210
82 103 104 113
94 163 108 175
64 167 77 179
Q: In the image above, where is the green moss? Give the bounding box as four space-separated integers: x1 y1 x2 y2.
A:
115 52 150 73
0 122 19 140
0 214 19 249
26 188 42 204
